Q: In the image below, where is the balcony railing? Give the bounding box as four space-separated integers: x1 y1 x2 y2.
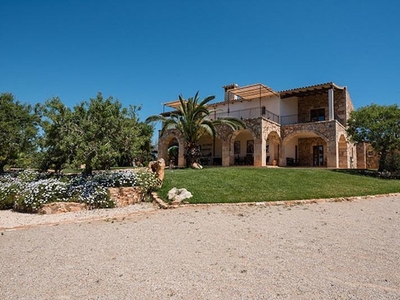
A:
280 114 298 125
212 107 280 123
163 106 340 126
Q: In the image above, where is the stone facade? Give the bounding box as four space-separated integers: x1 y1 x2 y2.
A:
157 82 360 169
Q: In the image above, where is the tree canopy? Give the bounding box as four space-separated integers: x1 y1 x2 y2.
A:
146 92 245 167
0 93 39 173
39 93 153 174
347 103 400 171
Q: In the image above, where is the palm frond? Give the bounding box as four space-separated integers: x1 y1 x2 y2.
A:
145 114 166 124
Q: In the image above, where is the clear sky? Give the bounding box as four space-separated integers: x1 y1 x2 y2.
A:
1 0 399 132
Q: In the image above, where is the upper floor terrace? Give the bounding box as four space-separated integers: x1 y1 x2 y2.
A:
161 82 353 127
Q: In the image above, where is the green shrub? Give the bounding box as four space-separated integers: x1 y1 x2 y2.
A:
0 183 19 210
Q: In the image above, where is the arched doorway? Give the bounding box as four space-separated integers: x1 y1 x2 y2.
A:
266 131 280 166
282 132 328 167
232 130 255 165
167 138 179 168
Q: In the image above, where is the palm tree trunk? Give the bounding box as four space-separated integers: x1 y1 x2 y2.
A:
184 143 201 168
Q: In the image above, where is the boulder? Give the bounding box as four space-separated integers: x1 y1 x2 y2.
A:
148 158 166 185
191 162 203 169
167 187 193 205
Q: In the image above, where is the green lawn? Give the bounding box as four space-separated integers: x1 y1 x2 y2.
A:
158 167 400 204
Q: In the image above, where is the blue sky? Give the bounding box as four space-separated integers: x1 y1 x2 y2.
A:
1 0 399 133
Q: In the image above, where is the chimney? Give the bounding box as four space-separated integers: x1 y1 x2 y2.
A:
223 83 238 102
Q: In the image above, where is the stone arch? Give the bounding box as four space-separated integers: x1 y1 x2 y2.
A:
265 131 281 166
198 133 221 166
158 129 185 168
281 131 329 167
166 138 179 167
283 130 329 145
230 129 256 166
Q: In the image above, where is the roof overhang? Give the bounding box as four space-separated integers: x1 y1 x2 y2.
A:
228 83 279 100
163 99 188 109
279 82 346 99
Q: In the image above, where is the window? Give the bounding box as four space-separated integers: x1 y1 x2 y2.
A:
234 141 240 155
313 145 324 166
310 108 325 122
246 140 254 154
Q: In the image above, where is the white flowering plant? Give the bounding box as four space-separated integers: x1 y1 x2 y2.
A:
14 178 69 213
67 176 113 209
91 170 138 187
0 169 160 213
135 170 160 201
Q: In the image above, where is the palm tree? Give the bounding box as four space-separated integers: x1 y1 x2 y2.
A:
146 92 245 168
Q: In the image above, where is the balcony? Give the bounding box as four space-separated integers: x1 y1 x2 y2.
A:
280 114 298 125
212 107 280 123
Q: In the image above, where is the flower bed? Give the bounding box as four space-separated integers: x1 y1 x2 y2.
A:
0 169 160 213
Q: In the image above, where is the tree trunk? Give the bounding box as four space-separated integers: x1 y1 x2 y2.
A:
184 143 201 168
83 165 93 176
378 146 388 172
0 162 4 174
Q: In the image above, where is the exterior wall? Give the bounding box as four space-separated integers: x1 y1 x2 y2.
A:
298 137 327 166
355 142 379 169
284 138 297 159
297 89 348 126
365 145 379 169
344 88 354 126
356 143 367 169
280 96 298 120
334 89 348 126
298 94 328 123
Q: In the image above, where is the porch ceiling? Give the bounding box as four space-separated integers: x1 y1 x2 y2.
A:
228 83 279 100
279 82 345 99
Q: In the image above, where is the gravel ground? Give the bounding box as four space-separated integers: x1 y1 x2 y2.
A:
0 195 399 299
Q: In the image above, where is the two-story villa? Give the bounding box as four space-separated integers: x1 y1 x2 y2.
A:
157 82 370 169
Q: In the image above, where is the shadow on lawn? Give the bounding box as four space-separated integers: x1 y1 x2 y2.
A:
331 169 400 180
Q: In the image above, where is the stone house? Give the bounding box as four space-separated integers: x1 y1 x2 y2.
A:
157 82 372 169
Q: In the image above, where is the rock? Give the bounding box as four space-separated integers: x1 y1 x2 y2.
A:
191 162 203 169
108 187 143 207
167 187 193 205
148 158 166 185
38 202 87 214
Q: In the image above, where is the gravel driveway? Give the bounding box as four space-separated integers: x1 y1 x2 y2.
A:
1 195 399 299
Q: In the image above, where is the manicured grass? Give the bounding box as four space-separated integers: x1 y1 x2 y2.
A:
158 167 400 204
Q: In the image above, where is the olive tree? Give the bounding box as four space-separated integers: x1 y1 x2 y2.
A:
347 104 400 171
40 93 152 175
0 93 39 173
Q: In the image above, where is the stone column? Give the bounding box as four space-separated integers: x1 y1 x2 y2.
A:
279 143 286 166
328 88 334 121
253 138 265 167
221 139 231 166
356 143 367 169
326 139 339 168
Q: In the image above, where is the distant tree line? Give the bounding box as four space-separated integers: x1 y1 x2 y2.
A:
0 92 154 175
